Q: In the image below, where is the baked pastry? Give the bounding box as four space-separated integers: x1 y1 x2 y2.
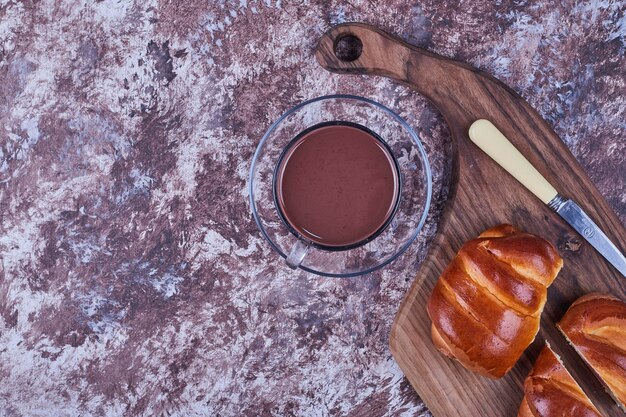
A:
427 224 563 378
557 293 626 411
518 343 601 417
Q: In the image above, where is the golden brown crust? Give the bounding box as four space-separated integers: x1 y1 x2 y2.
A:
480 233 563 287
427 225 562 379
478 223 519 238
518 344 601 417
458 244 545 315
557 293 626 410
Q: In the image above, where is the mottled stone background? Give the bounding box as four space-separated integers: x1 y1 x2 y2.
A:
0 0 624 416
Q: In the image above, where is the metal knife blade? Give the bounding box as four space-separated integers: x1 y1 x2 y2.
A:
550 196 626 277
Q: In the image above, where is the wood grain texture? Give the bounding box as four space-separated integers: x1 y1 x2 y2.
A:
316 23 626 417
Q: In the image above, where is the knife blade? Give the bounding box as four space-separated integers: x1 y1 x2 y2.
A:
468 119 626 277
549 196 626 276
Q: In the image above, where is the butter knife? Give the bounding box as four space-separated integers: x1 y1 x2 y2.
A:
469 119 626 277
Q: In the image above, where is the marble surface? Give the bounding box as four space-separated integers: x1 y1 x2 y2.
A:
0 0 624 416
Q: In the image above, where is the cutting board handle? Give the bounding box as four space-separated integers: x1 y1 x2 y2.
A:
316 23 482 125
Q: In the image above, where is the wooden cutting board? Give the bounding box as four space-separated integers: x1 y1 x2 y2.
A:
316 23 626 417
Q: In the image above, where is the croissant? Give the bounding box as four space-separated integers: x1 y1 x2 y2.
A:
557 293 626 412
427 224 563 378
518 343 601 417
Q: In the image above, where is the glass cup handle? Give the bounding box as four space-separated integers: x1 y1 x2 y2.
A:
286 239 311 269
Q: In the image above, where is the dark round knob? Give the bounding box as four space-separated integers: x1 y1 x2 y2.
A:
333 34 363 62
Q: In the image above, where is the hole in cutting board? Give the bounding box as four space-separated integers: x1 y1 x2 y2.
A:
333 34 363 62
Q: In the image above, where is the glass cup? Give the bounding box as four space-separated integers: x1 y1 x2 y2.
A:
249 95 432 277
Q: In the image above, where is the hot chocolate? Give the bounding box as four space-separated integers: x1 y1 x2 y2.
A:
274 122 400 249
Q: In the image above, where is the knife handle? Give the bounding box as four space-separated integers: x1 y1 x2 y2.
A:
468 119 559 204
